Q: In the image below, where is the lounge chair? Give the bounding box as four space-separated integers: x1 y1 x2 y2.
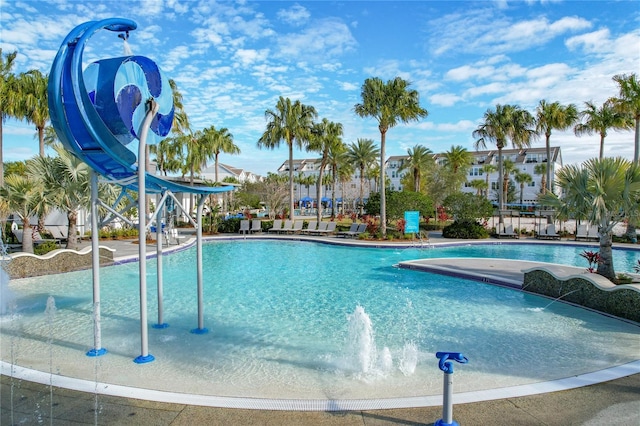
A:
310 221 327 235
267 219 283 233
498 224 518 239
315 221 337 236
250 219 262 233
337 223 358 238
575 224 589 241
239 219 250 235
300 221 317 234
587 224 600 241
538 223 560 240
278 220 294 234
289 220 304 234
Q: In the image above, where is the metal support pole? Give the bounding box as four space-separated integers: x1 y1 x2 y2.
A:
434 351 468 426
153 192 168 329
134 99 158 364
191 194 208 334
86 170 107 357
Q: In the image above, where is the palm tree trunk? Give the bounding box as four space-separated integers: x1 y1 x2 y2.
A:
0 118 4 188
379 129 387 236
359 166 365 216
497 146 504 225
288 143 295 221
316 168 323 223
22 224 34 254
545 134 552 193
597 230 616 281
599 134 605 159
38 126 45 157
67 210 78 250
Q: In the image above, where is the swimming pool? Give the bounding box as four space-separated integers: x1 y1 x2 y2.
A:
1 240 639 407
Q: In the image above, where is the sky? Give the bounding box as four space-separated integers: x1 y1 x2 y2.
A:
1 0 639 177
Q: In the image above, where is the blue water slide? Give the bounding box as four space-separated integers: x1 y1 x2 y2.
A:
48 18 233 195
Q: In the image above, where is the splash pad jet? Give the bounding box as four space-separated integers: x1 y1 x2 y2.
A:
48 18 234 363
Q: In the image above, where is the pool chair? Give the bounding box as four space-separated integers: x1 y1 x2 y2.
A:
337 223 358 238
279 220 294 234
538 223 560 240
315 221 337 236
587 224 600 241
498 224 518 239
289 220 304 234
239 220 250 235
309 221 326 235
267 219 283 233
300 221 317 234
575 224 589 241
250 219 262 233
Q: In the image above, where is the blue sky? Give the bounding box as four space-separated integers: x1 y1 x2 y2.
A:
2 0 639 176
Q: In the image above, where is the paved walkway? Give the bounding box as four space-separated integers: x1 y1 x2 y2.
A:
2 232 639 425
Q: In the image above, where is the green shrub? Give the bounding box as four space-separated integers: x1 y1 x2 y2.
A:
34 241 59 256
442 220 489 239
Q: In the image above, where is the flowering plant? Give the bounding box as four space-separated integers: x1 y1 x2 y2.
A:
580 250 602 273
634 259 640 274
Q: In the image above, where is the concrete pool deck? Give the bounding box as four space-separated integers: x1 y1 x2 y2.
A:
2 232 639 425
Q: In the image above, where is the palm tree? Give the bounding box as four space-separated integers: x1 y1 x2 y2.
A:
1 174 41 253
168 79 190 135
535 100 578 192
0 49 18 187
150 135 184 176
501 159 517 206
354 77 428 236
480 163 497 199
534 163 548 195
258 96 317 220
473 104 536 214
574 100 632 159
19 70 49 157
346 138 379 215
539 157 640 281
610 73 640 163
514 170 533 205
27 145 90 249
442 145 474 194
308 118 343 222
327 144 348 217
399 144 433 192
200 125 239 183
468 179 487 196
609 73 640 239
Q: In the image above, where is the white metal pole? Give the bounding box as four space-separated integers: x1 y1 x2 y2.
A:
87 170 106 357
442 371 454 424
154 192 167 328
192 194 208 334
134 99 158 364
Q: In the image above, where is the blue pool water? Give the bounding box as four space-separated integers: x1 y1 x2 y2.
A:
2 240 639 400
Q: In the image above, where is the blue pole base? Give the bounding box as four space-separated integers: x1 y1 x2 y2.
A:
133 354 155 364
86 348 107 357
152 323 169 329
435 420 459 426
190 327 209 335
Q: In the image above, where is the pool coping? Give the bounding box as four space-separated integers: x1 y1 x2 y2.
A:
2 360 639 411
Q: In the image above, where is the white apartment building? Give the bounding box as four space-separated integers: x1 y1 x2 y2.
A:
199 162 262 184
278 146 562 209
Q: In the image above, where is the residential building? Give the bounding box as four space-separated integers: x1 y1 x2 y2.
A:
278 146 562 211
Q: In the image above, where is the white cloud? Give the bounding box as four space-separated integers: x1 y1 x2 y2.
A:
565 28 612 53
233 48 269 66
277 4 310 26
276 18 357 61
429 93 463 107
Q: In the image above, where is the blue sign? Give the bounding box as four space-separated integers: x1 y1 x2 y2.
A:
404 211 420 234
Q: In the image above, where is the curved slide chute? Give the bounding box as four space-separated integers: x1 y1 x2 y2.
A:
48 18 233 195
